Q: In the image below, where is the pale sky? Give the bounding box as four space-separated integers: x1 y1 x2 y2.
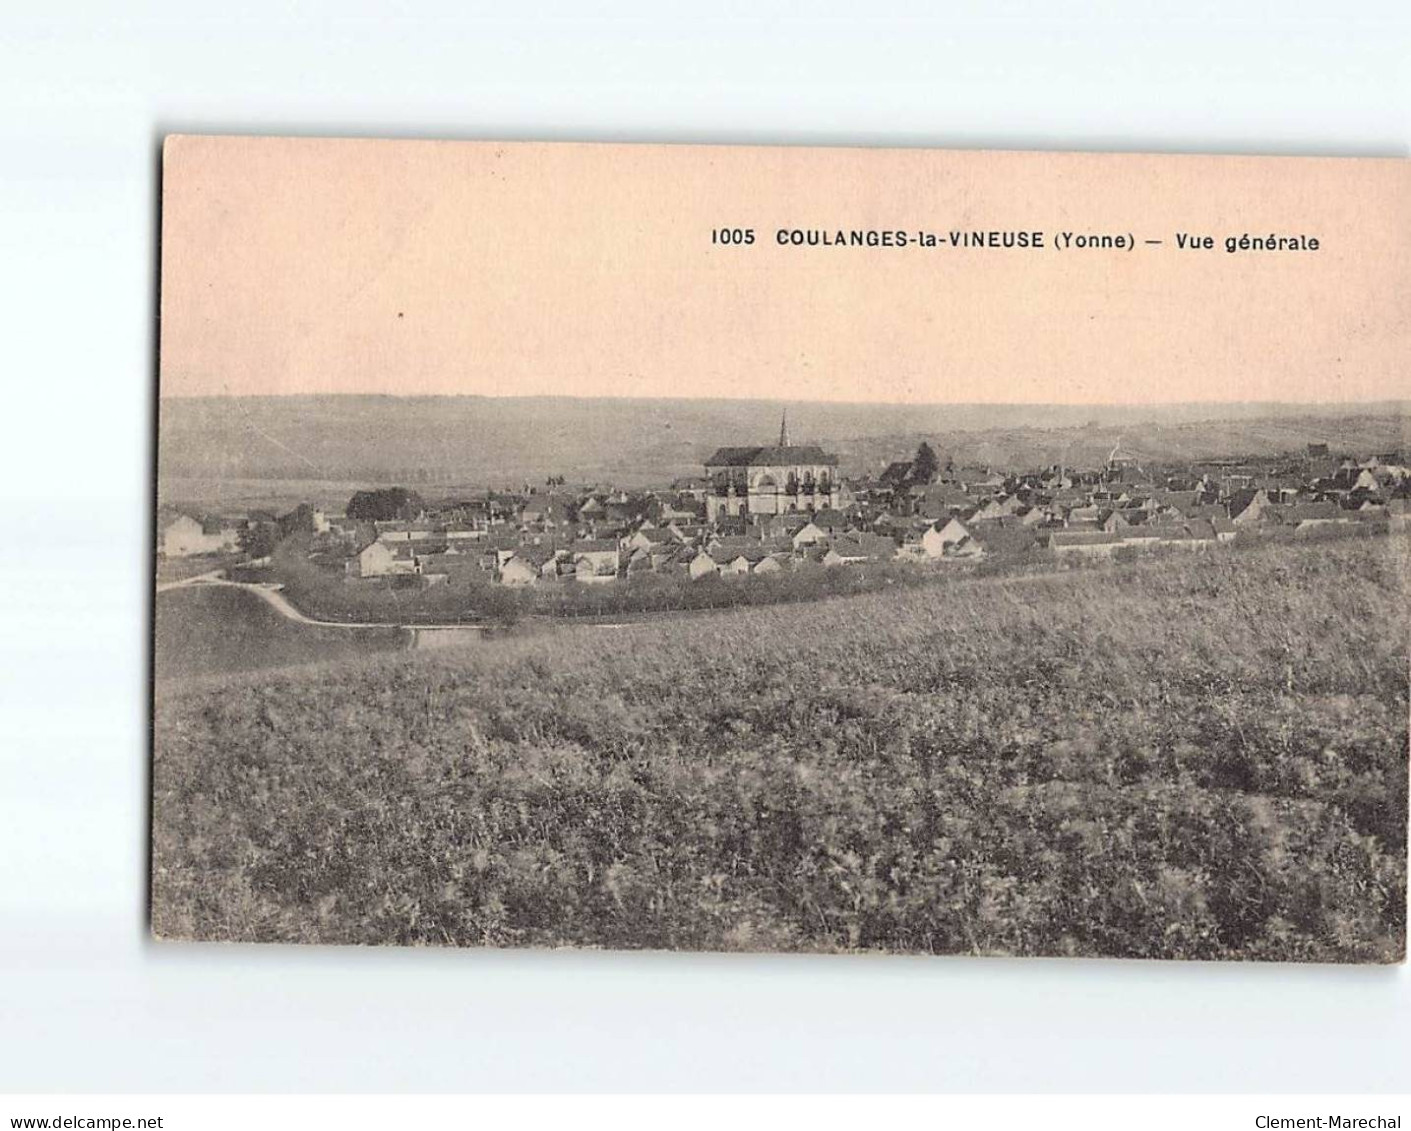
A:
160 137 1410 406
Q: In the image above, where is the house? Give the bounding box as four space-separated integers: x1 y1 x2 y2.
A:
671 476 710 501
1049 530 1124 556
650 496 702 524
665 522 702 544
159 513 239 558
969 498 1010 523
913 517 974 559
624 549 657 576
823 533 895 565
498 552 544 587
349 540 417 578
969 525 1038 557
1162 519 1219 548
1149 490 1199 516
1118 527 1165 548
650 546 691 574
897 528 930 560
757 511 813 539
1280 502 1357 535
623 528 676 554
1228 488 1272 525
708 536 780 563
870 513 915 540
808 508 852 534
520 499 569 528
918 484 971 521
717 553 754 578
375 521 439 543
601 495 644 526
1352 469 1382 493
417 553 492 588
711 538 793 576
1101 509 1130 533
687 549 719 580
570 540 620 583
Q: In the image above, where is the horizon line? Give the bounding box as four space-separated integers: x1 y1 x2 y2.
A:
155 391 1409 410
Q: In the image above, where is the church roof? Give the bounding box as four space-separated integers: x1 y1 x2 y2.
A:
704 444 838 467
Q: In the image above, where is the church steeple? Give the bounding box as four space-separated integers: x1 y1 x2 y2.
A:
778 408 790 448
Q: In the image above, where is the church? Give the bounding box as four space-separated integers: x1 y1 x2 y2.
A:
703 412 841 521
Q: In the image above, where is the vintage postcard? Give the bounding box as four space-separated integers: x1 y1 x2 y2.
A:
153 137 1409 962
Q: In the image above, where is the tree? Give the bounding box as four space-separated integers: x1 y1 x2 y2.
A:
346 487 425 522
237 520 278 559
913 441 940 485
277 503 316 538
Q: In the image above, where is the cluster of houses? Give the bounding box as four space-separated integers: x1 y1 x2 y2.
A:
158 421 1410 588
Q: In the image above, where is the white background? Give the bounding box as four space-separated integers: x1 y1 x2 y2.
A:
1 0 1408 1093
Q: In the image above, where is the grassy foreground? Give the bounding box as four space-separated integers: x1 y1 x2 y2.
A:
151 539 1409 961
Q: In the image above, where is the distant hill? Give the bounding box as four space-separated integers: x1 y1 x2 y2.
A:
157 395 1408 492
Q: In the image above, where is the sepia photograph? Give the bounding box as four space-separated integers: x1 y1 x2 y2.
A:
151 136 1409 963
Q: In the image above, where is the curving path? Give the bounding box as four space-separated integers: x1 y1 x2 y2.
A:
156 574 492 633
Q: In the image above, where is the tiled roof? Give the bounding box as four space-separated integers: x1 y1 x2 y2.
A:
704 444 838 467
1279 502 1340 522
1050 530 1122 547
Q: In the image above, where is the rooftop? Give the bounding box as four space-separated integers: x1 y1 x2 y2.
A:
705 444 839 467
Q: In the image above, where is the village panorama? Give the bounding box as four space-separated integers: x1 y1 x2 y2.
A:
152 406 1410 962
155 410 1411 630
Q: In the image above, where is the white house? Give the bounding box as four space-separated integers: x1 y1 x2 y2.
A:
718 554 753 578
571 540 620 583
498 554 542 587
918 517 975 559
160 514 239 558
349 541 417 578
790 521 828 550
687 549 719 580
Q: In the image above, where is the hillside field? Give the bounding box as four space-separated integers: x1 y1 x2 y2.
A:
151 539 1409 961
155 586 410 680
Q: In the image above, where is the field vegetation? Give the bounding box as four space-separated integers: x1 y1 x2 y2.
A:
152 539 1409 961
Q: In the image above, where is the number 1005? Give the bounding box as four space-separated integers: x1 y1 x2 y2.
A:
712 228 755 245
